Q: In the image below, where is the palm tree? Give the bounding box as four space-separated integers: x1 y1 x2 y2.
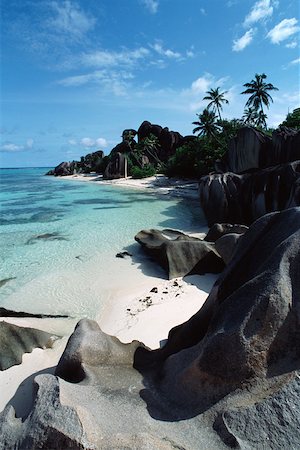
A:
203 87 229 120
242 107 258 126
256 110 268 129
192 109 220 139
241 73 278 119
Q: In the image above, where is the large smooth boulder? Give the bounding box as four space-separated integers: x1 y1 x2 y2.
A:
222 126 272 173
199 172 244 226
135 208 300 426
46 161 76 176
199 160 300 226
122 129 137 141
56 319 139 383
135 229 224 279
217 373 300 449
204 223 248 242
0 322 59 370
269 126 300 166
104 152 128 179
137 121 162 142
137 121 184 162
0 374 93 449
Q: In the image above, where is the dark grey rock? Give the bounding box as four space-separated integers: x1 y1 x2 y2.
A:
0 322 60 370
199 172 244 226
204 223 248 242
0 374 94 449
45 150 104 176
218 373 300 450
269 126 300 166
104 151 128 179
215 232 242 264
55 319 140 383
0 307 68 319
135 208 300 423
199 160 300 226
0 277 16 288
222 126 272 173
135 228 224 279
115 251 132 258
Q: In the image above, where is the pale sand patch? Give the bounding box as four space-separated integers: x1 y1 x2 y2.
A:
100 273 217 350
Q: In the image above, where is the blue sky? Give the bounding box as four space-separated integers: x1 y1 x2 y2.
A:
1 0 299 167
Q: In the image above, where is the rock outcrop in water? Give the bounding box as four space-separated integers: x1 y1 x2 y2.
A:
1 208 300 449
200 126 300 226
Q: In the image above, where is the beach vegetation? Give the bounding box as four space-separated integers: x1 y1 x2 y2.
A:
131 164 156 178
280 108 300 129
166 117 244 178
192 108 220 139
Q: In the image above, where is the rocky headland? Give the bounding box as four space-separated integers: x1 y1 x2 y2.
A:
1 122 300 448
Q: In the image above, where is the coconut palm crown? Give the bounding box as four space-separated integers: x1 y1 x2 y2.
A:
192 108 220 138
241 73 278 114
203 87 229 120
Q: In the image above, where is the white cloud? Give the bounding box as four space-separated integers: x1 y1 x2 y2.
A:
48 0 96 40
81 137 95 147
151 42 181 59
96 138 107 147
57 71 106 86
0 139 34 153
177 73 232 112
200 8 206 15
141 0 159 14
81 47 150 68
286 41 297 48
190 74 214 95
68 139 77 145
267 18 300 44
0 143 24 152
57 69 133 96
244 0 274 27
232 29 255 51
80 137 107 148
290 57 300 65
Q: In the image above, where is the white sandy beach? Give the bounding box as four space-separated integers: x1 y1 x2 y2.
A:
62 173 200 200
0 175 215 415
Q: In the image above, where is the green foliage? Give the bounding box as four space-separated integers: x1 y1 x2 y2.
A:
131 164 156 179
166 118 244 178
192 109 220 138
165 140 202 178
280 108 300 129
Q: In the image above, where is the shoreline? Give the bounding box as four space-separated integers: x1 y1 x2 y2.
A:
55 173 200 200
0 172 214 416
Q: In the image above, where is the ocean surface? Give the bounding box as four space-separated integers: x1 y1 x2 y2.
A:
0 168 206 318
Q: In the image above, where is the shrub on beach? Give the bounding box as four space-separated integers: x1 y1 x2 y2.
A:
131 164 156 179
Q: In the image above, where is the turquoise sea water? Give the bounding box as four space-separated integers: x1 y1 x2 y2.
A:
0 168 206 318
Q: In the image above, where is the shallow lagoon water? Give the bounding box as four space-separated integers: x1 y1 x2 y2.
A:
0 168 206 318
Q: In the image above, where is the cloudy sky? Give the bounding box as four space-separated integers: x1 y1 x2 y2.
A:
1 0 299 167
